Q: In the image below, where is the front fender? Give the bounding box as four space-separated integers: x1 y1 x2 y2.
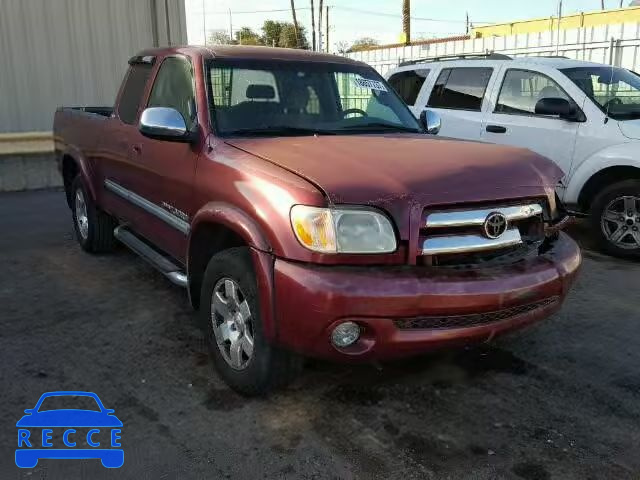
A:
189 201 271 252
187 202 278 340
565 142 640 205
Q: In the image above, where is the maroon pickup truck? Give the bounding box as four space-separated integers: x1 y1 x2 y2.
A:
54 46 581 395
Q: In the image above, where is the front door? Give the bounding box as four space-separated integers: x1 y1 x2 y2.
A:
128 55 199 262
481 68 581 180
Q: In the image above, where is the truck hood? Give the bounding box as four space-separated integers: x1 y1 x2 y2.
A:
226 134 563 209
618 119 640 140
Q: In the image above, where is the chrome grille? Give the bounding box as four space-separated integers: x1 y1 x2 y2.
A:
420 202 545 257
394 297 560 330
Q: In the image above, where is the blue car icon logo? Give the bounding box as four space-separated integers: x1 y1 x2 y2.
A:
16 391 123 468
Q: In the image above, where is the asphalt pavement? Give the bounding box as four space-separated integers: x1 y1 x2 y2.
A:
1 189 639 479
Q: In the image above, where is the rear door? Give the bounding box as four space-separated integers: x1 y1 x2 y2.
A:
480 67 581 177
426 65 496 140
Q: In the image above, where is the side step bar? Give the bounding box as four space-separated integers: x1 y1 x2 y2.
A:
114 226 187 288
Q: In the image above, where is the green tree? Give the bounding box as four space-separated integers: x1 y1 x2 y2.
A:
235 27 262 45
262 20 286 47
348 37 379 52
279 23 310 49
261 20 309 49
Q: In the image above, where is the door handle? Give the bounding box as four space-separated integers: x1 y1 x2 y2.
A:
486 125 507 134
132 144 142 155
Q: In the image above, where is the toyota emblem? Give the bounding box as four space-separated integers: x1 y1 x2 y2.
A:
483 212 508 239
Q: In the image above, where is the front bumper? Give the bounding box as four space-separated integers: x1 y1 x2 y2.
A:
273 232 581 361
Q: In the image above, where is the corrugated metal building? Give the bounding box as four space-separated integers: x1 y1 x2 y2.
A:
0 0 187 134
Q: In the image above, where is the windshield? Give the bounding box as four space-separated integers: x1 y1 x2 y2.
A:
561 66 640 120
206 59 422 136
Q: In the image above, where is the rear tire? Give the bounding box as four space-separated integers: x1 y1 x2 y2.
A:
590 179 640 259
200 247 301 396
71 176 116 253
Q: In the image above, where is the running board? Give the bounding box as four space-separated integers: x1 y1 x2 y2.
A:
114 226 187 288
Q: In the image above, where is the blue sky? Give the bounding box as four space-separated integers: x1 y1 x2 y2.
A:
185 0 630 49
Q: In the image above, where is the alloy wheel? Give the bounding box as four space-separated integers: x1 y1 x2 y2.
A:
210 278 255 370
601 195 640 250
75 189 89 240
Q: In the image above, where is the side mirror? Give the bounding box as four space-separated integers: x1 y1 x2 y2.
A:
534 98 584 122
139 107 194 142
420 110 441 135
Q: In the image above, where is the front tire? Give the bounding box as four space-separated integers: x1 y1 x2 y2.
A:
200 247 301 396
591 179 640 259
71 176 116 253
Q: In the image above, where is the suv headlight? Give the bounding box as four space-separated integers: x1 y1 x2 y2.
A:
290 205 397 254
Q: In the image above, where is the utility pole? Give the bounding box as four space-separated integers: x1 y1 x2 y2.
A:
601 0 605 9
290 0 300 48
556 0 563 55
202 0 206 44
228 9 233 42
402 0 411 44
325 6 329 52
311 0 316 51
465 11 469 35
318 0 324 51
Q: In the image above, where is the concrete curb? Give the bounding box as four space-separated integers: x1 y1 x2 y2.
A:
0 132 61 192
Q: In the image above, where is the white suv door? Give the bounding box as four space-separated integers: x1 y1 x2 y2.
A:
424 65 498 140
480 66 586 179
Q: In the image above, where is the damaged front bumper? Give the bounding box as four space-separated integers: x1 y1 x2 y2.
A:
273 232 581 361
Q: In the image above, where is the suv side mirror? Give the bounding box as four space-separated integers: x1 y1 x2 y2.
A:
420 110 441 135
534 98 584 122
139 107 195 142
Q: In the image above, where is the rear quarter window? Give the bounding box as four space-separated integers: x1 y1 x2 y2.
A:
427 67 493 111
388 69 430 106
117 64 152 124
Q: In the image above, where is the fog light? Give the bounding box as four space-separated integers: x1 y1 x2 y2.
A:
331 322 360 348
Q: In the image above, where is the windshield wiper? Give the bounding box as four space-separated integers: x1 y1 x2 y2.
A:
336 122 422 133
224 126 336 137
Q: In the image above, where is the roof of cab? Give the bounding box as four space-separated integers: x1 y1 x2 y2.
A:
134 45 363 65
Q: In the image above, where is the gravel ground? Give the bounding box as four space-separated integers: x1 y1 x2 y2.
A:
1 189 639 479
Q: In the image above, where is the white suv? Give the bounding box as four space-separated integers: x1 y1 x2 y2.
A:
386 54 640 258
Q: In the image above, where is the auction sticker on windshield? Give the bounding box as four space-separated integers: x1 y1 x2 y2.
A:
353 77 388 92
15 391 123 468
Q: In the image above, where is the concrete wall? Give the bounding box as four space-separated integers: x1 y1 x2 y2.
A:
0 0 187 134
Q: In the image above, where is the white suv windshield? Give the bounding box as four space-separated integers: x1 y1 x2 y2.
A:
206 60 421 136
562 66 640 121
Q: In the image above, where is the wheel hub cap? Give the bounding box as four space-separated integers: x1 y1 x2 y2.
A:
75 189 89 240
211 278 254 370
601 195 640 250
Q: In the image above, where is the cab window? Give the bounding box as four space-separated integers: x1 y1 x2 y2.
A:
496 69 571 116
427 67 493 111
147 56 197 129
118 63 152 124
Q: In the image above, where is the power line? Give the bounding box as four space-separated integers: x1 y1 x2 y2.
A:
331 6 495 24
202 5 495 24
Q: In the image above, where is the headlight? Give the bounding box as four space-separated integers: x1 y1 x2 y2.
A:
290 205 397 254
